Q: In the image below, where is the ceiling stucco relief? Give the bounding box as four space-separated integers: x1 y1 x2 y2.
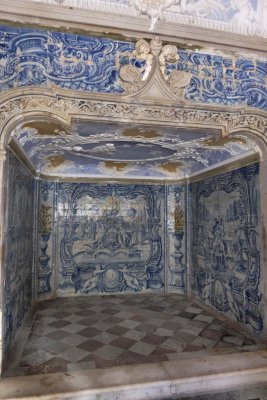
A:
12 120 257 179
31 0 267 37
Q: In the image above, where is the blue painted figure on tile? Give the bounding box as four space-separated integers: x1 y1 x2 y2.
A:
57 183 164 295
4 152 34 353
211 218 227 271
191 163 263 332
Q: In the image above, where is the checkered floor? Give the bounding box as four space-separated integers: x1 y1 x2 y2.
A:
5 294 266 376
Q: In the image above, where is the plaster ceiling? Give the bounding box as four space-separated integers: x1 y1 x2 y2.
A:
12 120 258 180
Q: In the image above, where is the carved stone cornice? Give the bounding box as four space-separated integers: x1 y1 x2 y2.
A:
29 0 267 38
0 1 267 55
0 88 267 146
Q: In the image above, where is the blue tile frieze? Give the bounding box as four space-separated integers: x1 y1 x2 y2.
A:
56 183 164 295
4 152 34 353
191 163 263 332
0 26 134 94
164 51 267 109
0 25 266 110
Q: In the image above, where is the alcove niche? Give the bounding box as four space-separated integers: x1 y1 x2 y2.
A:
2 115 264 376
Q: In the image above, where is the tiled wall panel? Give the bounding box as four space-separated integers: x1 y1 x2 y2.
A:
3 152 34 354
190 163 263 333
56 183 165 295
37 182 166 296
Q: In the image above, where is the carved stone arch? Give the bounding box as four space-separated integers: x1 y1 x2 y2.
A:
3 112 72 150
1 86 267 373
0 87 267 140
124 58 181 103
0 92 72 150
225 126 267 146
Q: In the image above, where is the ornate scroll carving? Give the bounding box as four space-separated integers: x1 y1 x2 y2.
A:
118 37 192 100
0 91 267 143
158 43 192 97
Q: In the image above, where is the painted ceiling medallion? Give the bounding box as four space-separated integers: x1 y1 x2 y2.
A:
71 141 176 161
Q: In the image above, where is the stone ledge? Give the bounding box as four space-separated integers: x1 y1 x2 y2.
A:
1 350 267 400
0 0 267 55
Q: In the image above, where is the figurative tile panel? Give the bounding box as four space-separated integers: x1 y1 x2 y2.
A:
56 183 165 295
37 181 55 297
0 25 266 110
4 152 34 353
15 124 257 179
166 185 186 294
191 163 263 332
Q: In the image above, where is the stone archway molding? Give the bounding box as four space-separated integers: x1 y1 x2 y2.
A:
1 85 267 374
0 87 267 153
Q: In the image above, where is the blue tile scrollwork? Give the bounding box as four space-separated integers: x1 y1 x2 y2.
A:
57 183 164 294
165 51 267 109
0 26 133 94
0 25 266 110
40 181 54 202
191 163 263 332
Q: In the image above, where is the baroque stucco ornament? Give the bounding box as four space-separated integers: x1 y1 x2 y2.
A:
118 37 192 99
129 0 187 30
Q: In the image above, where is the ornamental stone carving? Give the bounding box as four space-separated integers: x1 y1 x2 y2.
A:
158 43 192 98
118 37 192 100
0 150 7 162
117 39 153 94
0 90 267 145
